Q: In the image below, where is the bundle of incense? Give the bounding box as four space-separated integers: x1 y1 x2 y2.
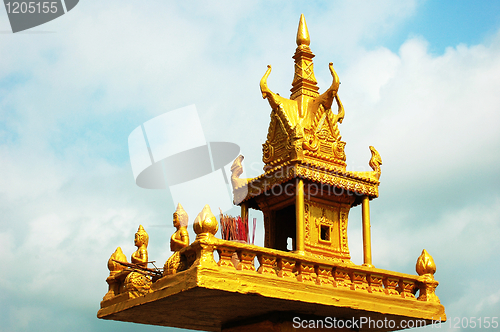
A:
219 210 249 242
252 218 256 245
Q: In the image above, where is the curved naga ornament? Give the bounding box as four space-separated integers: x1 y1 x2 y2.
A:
260 65 300 127
309 63 344 127
260 66 293 111
260 65 281 111
303 62 345 151
230 155 252 204
230 155 251 189
368 146 382 178
354 146 382 182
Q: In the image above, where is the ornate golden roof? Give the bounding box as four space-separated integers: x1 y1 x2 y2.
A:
261 14 346 169
234 14 382 206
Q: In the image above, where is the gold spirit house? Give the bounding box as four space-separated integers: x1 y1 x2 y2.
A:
97 15 446 332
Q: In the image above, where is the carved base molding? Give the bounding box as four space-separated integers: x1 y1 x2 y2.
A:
99 239 446 332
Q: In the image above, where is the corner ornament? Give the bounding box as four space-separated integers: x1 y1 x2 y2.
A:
416 249 440 303
230 155 252 204
194 204 219 239
103 247 128 301
354 146 382 182
230 155 250 189
191 205 219 268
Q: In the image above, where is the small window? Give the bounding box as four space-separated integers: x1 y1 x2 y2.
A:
287 237 293 251
320 225 330 241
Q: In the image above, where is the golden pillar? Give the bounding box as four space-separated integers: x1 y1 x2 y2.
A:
296 179 305 254
362 195 373 267
241 201 249 225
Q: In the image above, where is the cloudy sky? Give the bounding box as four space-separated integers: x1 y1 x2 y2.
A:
1 1 500 331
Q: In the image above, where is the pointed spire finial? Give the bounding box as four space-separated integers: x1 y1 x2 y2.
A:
296 14 310 47
291 14 318 105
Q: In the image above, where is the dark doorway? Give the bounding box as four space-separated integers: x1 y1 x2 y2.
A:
273 204 296 251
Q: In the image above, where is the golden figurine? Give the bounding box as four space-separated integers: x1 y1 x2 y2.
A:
131 225 149 268
164 203 190 276
125 225 152 298
170 203 190 251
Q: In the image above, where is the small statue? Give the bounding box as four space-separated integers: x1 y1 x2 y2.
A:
121 226 152 299
132 225 149 268
170 203 190 252
164 203 190 276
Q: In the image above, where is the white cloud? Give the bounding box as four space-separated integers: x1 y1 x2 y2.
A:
1 1 500 331
342 32 500 187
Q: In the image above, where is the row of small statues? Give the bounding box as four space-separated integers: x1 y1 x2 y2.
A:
104 203 213 300
109 203 191 273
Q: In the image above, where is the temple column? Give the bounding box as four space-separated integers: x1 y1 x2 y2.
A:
361 196 373 267
241 202 249 224
296 179 305 254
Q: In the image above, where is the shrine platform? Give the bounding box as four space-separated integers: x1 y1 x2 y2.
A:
98 236 446 332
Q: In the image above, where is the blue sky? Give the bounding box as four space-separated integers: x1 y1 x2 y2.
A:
375 0 500 54
1 1 500 331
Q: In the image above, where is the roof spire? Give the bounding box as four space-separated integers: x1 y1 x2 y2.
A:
290 14 319 116
296 13 310 47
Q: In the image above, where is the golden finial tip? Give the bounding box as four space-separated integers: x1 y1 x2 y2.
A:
296 14 310 47
416 249 436 277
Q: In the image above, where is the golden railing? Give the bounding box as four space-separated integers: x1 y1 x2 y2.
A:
170 235 440 303
101 232 440 309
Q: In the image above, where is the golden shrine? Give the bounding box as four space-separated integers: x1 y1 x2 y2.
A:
97 15 446 331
